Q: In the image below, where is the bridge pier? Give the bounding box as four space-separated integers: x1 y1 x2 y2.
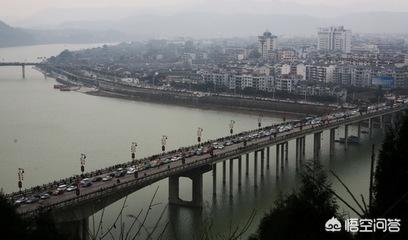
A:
280 143 285 169
260 149 265 177
329 128 336 156
380 115 385 130
245 153 249 177
301 136 306 158
169 168 205 208
369 118 373 138
238 156 242 186
22 65 25 79
57 218 89 240
266 147 270 170
254 151 258 188
344 125 349 151
212 164 217 196
276 144 280 178
357 122 361 138
284 142 288 163
295 138 300 171
229 158 234 197
222 160 226 185
313 132 321 160
391 113 397 129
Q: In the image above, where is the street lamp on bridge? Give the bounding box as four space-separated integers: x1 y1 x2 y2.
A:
197 127 203 143
131 142 138 162
229 120 235 135
161 135 168 152
80 153 86 177
17 168 24 192
258 114 263 128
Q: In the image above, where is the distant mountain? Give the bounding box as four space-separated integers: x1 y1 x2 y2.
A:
2 11 408 48
0 20 36 47
0 20 127 48
332 12 408 34
50 11 408 39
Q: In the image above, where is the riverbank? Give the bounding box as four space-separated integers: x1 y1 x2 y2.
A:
38 66 337 117
88 89 325 118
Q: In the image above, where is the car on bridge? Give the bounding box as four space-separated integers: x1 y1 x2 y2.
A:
14 197 28 206
127 166 137 174
26 196 40 204
114 169 127 178
67 185 78 192
52 184 67 195
102 175 113 182
80 178 92 187
92 176 103 182
40 192 50 199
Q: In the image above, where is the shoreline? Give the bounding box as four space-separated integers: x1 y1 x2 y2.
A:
87 89 305 118
36 67 336 118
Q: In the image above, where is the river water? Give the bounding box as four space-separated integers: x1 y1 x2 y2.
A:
0 44 385 239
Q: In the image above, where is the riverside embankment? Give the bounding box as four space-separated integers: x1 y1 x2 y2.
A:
44 66 336 117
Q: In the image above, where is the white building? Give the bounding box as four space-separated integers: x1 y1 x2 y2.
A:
258 31 277 59
318 26 352 53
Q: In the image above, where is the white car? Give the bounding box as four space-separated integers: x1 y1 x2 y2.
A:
102 175 113 181
66 185 77 192
127 167 136 174
57 184 67 192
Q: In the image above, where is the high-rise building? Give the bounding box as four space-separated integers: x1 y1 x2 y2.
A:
258 31 277 59
318 26 352 53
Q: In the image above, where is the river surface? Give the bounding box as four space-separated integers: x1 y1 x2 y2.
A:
0 44 385 239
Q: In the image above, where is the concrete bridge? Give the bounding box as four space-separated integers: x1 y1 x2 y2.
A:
0 62 42 78
7 102 408 239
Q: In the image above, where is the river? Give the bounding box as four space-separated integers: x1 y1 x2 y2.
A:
0 43 385 239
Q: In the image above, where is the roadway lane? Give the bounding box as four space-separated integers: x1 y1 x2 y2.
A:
14 103 406 214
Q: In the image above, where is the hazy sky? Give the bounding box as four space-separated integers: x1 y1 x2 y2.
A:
1 0 408 23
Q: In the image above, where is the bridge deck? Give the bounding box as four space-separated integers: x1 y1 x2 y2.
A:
9 103 408 218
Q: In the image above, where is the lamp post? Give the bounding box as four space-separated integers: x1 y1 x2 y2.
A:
131 142 137 162
161 135 168 152
80 153 86 177
258 114 263 128
229 120 235 135
197 127 203 143
17 168 24 192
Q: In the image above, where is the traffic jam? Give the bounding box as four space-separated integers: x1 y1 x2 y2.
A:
12 98 408 209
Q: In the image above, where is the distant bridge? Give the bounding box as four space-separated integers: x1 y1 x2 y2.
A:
0 62 43 78
5 102 408 239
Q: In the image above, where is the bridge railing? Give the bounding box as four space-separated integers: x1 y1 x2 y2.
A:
9 104 407 204
19 104 408 216
6 115 282 200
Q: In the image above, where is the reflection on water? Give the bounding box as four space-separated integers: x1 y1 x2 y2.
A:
0 44 384 239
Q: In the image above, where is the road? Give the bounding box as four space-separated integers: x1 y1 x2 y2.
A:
12 102 406 215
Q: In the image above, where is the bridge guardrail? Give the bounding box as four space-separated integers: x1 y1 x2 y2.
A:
18 104 408 216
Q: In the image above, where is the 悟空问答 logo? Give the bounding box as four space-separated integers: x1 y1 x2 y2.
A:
325 217 342 232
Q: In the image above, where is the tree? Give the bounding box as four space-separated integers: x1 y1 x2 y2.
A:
252 161 352 240
0 193 65 240
0 192 27 240
371 115 408 239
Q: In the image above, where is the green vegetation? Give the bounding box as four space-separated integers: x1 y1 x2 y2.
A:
370 115 408 239
251 115 408 240
249 160 352 240
0 193 65 240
